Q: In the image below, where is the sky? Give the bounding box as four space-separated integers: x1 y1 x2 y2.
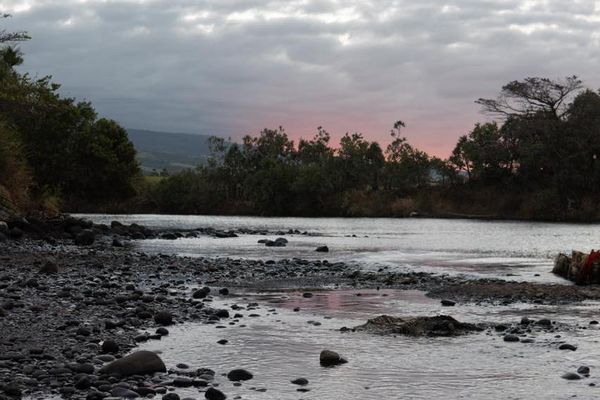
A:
2 0 600 156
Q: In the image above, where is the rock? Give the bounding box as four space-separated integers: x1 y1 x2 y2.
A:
227 369 253 381
173 377 193 387
193 287 211 299
536 318 552 326
291 378 309 385
315 246 329 252
205 387 226 400
552 250 600 285
75 376 92 390
503 334 520 342
578 366 591 375
102 339 120 354
8 227 23 239
215 230 238 238
163 394 181 400
552 253 571 279
75 229 95 246
302 292 313 298
161 232 178 240
441 300 455 306
156 327 169 336
111 387 140 398
155 310 174 326
39 260 58 274
559 344 577 351
219 288 229 295
112 238 124 247
319 350 348 367
265 238 287 247
76 326 91 336
562 372 581 380
353 315 481 337
217 339 228 345
99 350 166 377
0 221 8 234
3 382 21 397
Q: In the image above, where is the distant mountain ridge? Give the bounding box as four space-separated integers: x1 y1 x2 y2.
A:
126 128 215 173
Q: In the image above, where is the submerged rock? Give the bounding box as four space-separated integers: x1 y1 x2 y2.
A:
99 350 166 376
352 315 482 337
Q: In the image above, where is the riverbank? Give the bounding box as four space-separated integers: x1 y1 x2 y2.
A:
2 224 600 399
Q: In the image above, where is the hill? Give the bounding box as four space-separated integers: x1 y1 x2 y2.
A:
126 129 215 173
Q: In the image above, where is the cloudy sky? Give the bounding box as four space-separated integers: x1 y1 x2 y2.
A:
2 0 600 155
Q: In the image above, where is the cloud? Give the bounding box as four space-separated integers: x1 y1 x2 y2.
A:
2 0 600 155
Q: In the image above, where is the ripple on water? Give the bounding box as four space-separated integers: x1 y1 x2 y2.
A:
138 289 600 400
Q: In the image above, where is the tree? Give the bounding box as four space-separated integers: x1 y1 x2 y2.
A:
0 14 29 44
476 76 583 119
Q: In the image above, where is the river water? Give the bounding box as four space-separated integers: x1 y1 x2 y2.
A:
82 214 600 283
79 215 600 399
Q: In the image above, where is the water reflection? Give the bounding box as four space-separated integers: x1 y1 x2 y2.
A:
139 289 600 400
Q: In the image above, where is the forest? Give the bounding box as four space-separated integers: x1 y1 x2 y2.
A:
3 17 600 221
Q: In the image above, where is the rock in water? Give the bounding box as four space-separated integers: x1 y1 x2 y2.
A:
319 350 348 367
578 366 591 375
559 343 577 351
99 350 166 376
562 372 581 380
353 315 481 337
205 387 226 400
227 369 253 381
503 334 520 342
315 246 329 252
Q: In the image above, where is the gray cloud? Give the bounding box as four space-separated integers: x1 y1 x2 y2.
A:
2 0 600 154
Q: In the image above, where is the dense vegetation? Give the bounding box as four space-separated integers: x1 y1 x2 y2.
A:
4 16 600 221
134 75 600 220
0 16 140 214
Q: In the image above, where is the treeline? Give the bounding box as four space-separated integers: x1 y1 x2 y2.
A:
4 16 600 221
136 76 600 220
0 16 140 215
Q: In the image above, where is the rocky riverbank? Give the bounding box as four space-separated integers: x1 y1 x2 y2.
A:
2 217 600 399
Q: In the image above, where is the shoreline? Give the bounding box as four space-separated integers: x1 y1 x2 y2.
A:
1 226 600 399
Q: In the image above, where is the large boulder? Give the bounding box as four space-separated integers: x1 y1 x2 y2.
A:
352 315 482 337
552 251 600 284
99 350 166 377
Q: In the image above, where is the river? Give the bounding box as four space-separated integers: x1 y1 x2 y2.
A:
78 215 600 399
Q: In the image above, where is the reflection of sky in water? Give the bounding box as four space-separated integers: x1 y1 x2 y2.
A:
138 289 600 400
78 214 600 283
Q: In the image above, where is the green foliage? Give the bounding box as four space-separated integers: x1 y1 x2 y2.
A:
0 16 140 212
